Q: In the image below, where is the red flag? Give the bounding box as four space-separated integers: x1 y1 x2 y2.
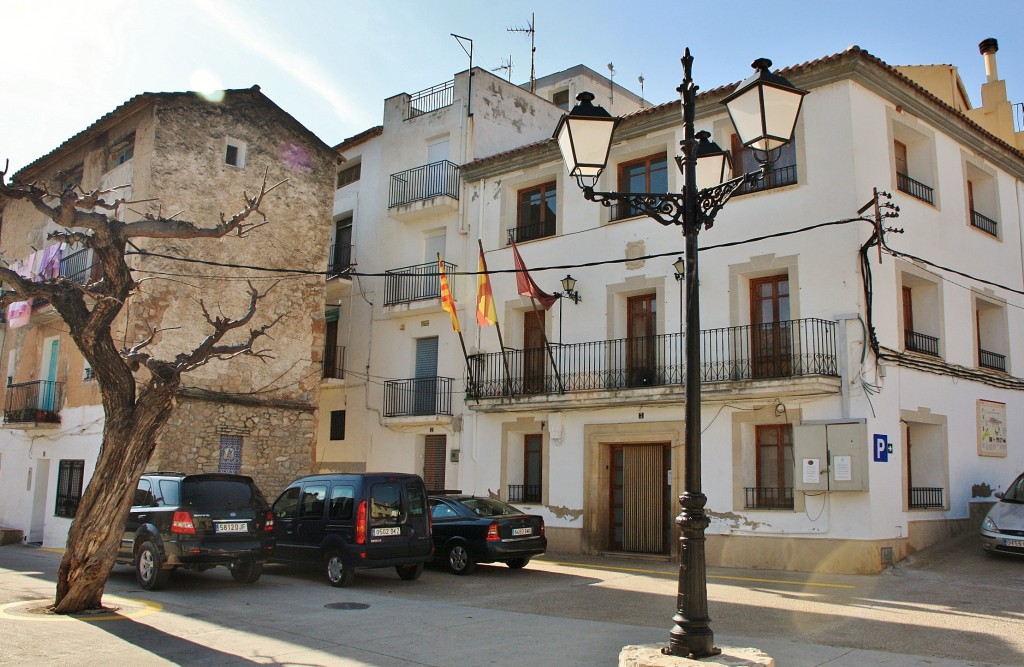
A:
511 241 559 310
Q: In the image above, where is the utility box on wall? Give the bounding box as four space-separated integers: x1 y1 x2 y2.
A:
793 422 868 492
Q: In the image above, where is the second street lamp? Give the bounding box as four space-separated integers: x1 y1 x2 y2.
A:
554 48 805 659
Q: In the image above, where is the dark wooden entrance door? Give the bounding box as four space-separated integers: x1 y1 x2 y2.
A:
523 311 546 394
609 443 670 554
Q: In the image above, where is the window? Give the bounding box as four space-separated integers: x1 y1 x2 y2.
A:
552 89 570 111
510 182 556 244
965 163 999 236
626 293 658 387
330 410 346 440
613 153 668 220
328 485 355 520
750 274 793 378
752 425 794 509
337 162 361 188
330 216 353 275
273 486 300 519
59 164 83 192
224 137 246 167
107 133 135 171
299 484 327 518
55 460 85 518
83 360 95 381
891 122 935 205
904 417 948 510
976 299 1008 372
369 482 404 526
901 277 941 357
733 134 797 195
523 434 542 503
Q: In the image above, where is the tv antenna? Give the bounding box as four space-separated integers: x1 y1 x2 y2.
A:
508 12 536 93
607 62 616 104
638 74 645 108
493 56 513 82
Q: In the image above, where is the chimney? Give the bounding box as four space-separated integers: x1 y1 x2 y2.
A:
979 38 999 83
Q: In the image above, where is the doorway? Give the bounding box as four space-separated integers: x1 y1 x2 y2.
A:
608 443 671 554
29 459 50 544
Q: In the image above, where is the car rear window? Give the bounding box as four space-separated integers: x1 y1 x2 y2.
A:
182 479 262 509
370 482 405 526
461 497 523 517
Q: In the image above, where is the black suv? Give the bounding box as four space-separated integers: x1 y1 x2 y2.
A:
117 472 274 590
271 473 433 586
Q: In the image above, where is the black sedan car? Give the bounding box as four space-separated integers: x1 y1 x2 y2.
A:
428 495 547 574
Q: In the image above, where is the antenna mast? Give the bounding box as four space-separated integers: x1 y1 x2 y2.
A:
451 34 474 117
507 12 536 93
607 62 616 104
493 56 513 82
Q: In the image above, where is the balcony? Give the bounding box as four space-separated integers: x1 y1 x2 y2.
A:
508 484 542 504
384 261 453 307
323 345 345 380
970 210 998 237
60 248 102 285
405 80 454 120
979 348 1006 372
4 380 63 426
897 172 934 204
388 160 460 219
470 318 837 399
507 220 556 245
744 487 794 510
736 163 798 196
328 243 354 277
904 329 940 356
383 377 453 418
909 486 944 509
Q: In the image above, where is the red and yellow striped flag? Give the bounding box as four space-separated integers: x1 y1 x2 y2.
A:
476 249 498 327
438 255 460 333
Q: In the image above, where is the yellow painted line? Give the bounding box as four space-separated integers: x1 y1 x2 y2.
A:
0 596 163 622
540 559 856 590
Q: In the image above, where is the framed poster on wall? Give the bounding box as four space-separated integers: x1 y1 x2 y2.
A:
977 400 1007 457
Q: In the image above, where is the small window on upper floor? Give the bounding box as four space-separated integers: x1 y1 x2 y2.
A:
733 134 797 195
611 153 667 221
965 163 999 237
900 274 942 358
336 162 361 188
891 119 936 205
107 133 135 171
225 137 246 168
509 181 556 245
59 164 83 193
976 298 1008 372
552 89 570 111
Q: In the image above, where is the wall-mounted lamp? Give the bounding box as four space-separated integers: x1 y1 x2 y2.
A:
672 257 685 282
560 274 581 304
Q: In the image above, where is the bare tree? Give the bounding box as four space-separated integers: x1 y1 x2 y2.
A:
0 160 284 613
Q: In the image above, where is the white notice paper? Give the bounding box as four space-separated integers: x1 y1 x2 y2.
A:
834 455 852 481
802 459 820 484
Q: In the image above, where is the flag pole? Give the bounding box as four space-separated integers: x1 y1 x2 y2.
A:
477 239 514 396
438 253 476 398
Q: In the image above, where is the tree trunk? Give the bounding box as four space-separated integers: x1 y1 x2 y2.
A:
53 386 176 613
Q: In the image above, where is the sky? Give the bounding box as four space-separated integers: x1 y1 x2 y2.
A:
1 0 1023 174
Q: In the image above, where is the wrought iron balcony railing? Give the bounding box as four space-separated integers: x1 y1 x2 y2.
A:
59 248 101 285
904 329 940 356
328 243 354 276
4 380 63 424
383 377 453 418
384 261 454 306
736 163 798 196
909 486 944 509
508 484 542 504
389 160 460 208
896 171 934 204
979 348 1006 372
470 318 837 398
970 210 998 236
406 80 454 119
744 487 794 509
507 219 556 245
323 345 345 379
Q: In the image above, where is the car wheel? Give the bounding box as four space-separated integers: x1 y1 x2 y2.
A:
135 541 170 590
446 543 476 575
230 560 263 584
396 563 424 581
506 557 530 569
326 552 354 587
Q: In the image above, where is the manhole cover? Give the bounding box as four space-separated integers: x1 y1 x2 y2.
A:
324 602 370 611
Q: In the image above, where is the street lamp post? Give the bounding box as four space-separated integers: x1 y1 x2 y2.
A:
554 49 805 659
556 274 581 343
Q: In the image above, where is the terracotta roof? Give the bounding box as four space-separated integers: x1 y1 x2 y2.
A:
463 45 1023 177
334 126 383 153
14 85 334 180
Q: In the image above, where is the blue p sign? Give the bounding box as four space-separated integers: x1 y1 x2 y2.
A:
873 434 889 462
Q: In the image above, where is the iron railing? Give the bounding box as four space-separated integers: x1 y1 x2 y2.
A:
470 318 837 398
1013 102 1023 133
406 80 454 119
904 330 940 356
737 163 798 196
328 243 354 276
909 487 944 509
979 348 1006 372
897 172 934 204
508 484 542 504
59 248 101 285
323 345 345 379
4 380 63 424
389 160 460 208
744 487 794 509
384 261 454 306
383 377 453 417
970 210 998 236
507 219 556 245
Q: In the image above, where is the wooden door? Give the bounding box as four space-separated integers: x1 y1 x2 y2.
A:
523 311 546 394
627 294 657 386
609 443 670 554
750 275 791 378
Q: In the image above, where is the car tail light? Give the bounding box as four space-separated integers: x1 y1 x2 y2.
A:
486 522 500 541
264 510 274 531
171 511 196 535
355 500 367 544
539 519 545 536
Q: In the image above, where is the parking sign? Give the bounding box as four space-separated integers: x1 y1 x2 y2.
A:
873 434 889 462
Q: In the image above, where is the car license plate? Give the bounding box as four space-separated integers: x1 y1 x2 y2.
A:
373 527 401 537
215 521 248 533
1006 538 1024 548
512 527 532 536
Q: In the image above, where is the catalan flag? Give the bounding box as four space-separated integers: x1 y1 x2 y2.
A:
476 249 498 326
438 254 460 333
